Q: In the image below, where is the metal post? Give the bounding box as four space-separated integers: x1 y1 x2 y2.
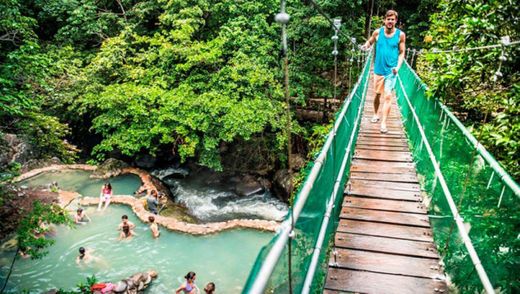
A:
275 0 292 172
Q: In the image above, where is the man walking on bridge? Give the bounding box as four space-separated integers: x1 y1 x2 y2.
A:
361 10 406 133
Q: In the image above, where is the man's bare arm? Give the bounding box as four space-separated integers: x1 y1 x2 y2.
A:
362 30 379 50
396 32 406 71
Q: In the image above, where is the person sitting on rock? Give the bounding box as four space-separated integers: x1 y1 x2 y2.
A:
146 190 160 215
204 282 215 294
176 271 198 294
148 215 160 238
98 182 113 211
74 208 91 225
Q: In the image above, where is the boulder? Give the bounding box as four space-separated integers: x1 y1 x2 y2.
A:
151 167 189 180
273 169 294 202
289 153 307 171
0 133 34 169
234 174 264 197
91 158 129 178
134 154 157 169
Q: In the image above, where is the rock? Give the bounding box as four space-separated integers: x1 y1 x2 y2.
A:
0 134 33 168
257 177 272 191
134 154 157 169
21 157 62 173
151 167 189 180
273 169 294 202
234 174 264 197
289 153 306 171
91 158 129 178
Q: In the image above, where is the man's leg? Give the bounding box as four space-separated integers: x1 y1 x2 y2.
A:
372 75 384 122
380 74 397 133
380 91 393 132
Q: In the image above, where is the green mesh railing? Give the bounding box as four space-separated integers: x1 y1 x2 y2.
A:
396 62 520 293
243 52 372 294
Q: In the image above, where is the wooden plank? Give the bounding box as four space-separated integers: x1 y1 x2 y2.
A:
344 197 426 214
348 185 422 201
350 179 420 191
330 248 443 279
340 207 430 227
350 172 419 183
355 144 409 152
356 139 409 147
325 268 447 294
354 150 413 162
357 137 408 144
350 165 416 174
334 232 439 258
358 132 404 139
353 159 415 168
337 219 434 242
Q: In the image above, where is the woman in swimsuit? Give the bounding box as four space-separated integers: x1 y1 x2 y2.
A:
176 271 197 294
98 182 113 211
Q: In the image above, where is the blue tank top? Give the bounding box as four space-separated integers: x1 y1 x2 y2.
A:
374 27 401 76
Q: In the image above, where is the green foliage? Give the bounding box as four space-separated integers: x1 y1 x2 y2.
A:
17 201 72 259
62 0 289 170
417 0 520 180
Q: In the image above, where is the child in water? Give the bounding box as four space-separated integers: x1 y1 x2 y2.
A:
118 215 136 240
176 272 197 294
76 247 93 264
74 208 91 225
204 282 215 294
148 215 160 238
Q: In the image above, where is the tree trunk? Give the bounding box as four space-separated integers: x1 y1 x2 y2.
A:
365 0 375 39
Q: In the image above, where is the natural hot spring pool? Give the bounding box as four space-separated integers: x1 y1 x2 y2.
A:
0 205 273 293
1 170 274 292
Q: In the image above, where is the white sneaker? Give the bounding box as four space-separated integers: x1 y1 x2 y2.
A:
370 116 380 123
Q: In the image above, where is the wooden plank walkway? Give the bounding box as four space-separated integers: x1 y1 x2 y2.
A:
324 73 448 293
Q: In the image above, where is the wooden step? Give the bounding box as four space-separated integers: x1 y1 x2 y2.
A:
337 219 434 242
330 248 443 279
334 232 439 258
350 179 420 191
344 197 426 214
354 149 413 162
325 268 447 294
350 171 419 183
348 185 422 201
340 207 430 227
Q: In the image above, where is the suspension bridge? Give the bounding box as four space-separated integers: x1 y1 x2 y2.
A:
241 50 519 293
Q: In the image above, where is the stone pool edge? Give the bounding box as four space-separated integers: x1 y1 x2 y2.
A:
15 164 281 235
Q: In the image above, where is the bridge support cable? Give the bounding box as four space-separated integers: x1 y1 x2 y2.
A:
404 61 520 198
396 72 495 294
301 51 371 294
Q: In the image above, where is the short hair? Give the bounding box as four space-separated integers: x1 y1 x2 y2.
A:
385 10 398 19
148 215 155 222
122 215 128 220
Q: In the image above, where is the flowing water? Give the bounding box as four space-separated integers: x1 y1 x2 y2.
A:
1 170 277 292
160 170 288 222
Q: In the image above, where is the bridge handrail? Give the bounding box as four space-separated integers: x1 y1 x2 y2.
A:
406 63 519 197
396 67 495 293
245 51 372 294
301 53 371 294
